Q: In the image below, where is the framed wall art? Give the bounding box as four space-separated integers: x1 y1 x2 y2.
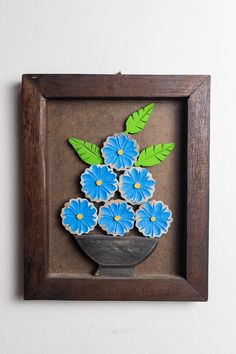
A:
23 74 210 300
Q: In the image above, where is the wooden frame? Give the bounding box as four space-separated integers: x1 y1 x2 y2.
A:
23 74 210 301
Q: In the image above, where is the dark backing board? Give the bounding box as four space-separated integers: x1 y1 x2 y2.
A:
47 99 187 277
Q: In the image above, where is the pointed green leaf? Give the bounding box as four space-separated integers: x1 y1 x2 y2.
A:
124 103 155 134
68 137 104 165
135 143 175 167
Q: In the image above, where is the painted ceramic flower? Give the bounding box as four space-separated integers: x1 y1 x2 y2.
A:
98 200 135 236
61 197 98 235
101 133 139 171
136 201 172 238
81 164 118 202
119 167 156 205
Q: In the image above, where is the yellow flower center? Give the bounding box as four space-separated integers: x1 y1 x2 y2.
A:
96 179 102 186
117 149 123 155
150 216 156 222
134 182 140 189
114 215 120 222
77 213 83 220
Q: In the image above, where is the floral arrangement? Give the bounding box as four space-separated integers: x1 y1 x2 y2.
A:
61 103 174 238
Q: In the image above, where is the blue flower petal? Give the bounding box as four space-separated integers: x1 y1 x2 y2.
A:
136 190 144 203
70 221 79 232
81 220 90 234
143 222 152 236
102 134 138 170
103 182 116 192
80 199 89 213
125 148 139 158
123 188 135 200
106 136 117 147
99 215 113 225
98 187 108 201
117 134 127 148
116 157 124 169
107 222 116 234
109 203 118 215
120 155 133 167
121 219 134 229
82 182 94 193
116 223 125 236
144 180 156 188
154 202 163 213
91 164 100 177
81 165 117 202
61 198 97 235
81 173 95 182
121 175 133 184
125 140 135 150
137 218 148 229
139 187 152 199
128 168 139 181
63 216 76 225
152 224 162 237
119 202 129 214
143 202 153 215
157 211 171 220
89 186 98 200
136 201 172 238
101 147 116 162
155 219 168 230
63 207 76 216
70 200 79 213
119 167 156 204
137 209 149 218
98 201 135 236
76 221 82 234
83 216 96 228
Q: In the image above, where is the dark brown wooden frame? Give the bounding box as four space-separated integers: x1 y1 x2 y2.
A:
23 74 210 301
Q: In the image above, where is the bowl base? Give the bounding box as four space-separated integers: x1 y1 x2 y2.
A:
95 265 135 277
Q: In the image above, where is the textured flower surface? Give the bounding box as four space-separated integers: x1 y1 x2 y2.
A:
119 167 156 205
101 133 139 170
136 201 172 238
98 200 135 236
81 164 117 202
61 198 98 235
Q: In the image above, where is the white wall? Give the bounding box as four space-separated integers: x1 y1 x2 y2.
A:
1 1 235 353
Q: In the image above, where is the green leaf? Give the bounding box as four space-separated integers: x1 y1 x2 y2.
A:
135 143 175 167
68 137 104 165
124 103 155 134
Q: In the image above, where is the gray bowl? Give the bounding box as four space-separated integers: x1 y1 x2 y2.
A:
74 235 158 277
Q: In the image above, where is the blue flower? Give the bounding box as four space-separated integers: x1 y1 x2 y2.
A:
61 198 98 235
81 164 118 202
101 133 139 170
136 201 172 238
98 200 135 236
119 167 156 205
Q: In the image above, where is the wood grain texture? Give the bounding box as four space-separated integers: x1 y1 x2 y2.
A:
186 77 210 300
23 74 208 98
27 276 205 301
23 78 47 299
23 74 210 301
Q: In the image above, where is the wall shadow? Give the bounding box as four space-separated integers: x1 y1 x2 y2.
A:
12 82 24 300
